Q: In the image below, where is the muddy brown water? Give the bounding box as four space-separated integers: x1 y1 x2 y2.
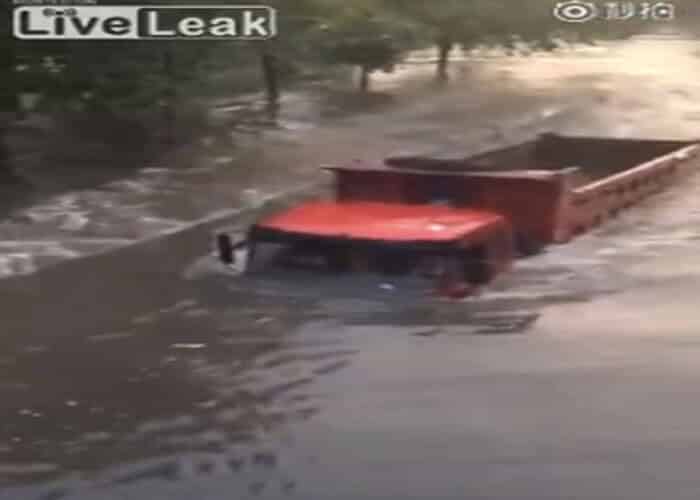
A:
3 40 700 499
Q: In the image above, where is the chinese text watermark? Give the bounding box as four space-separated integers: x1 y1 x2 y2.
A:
553 1 675 23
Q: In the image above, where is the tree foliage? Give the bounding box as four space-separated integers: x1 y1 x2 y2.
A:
314 1 414 91
0 0 688 181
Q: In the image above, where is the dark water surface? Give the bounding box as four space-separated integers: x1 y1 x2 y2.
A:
3 41 700 499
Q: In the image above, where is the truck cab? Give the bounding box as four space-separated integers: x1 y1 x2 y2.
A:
244 161 515 293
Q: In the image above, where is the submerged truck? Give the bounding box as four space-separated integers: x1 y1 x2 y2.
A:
216 133 698 297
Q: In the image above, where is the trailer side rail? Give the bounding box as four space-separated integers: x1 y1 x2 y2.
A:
566 145 699 236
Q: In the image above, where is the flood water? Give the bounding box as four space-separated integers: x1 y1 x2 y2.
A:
3 40 700 499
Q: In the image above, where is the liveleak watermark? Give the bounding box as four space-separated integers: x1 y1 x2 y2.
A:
553 1 675 23
12 3 277 40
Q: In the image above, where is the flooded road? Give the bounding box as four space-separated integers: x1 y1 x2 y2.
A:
3 40 700 499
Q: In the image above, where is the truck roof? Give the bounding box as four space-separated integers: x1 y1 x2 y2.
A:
254 201 506 244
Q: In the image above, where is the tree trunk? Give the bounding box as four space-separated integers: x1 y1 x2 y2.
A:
0 116 20 184
14 94 25 121
359 66 370 92
0 125 9 176
162 47 176 144
436 38 454 82
0 32 18 181
260 49 280 108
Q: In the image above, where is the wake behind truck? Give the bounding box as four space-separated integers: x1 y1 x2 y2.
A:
216 133 699 297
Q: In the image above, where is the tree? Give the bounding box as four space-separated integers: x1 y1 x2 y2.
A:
385 0 653 82
258 42 280 111
316 1 411 91
384 0 477 82
246 0 331 110
0 3 18 181
325 34 400 91
162 45 177 144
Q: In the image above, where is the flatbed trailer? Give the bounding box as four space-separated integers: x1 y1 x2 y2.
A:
216 133 699 297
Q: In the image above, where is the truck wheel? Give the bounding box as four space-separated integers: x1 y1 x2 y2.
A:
377 251 414 276
216 233 234 265
515 232 543 257
464 259 490 285
462 248 491 285
325 247 350 273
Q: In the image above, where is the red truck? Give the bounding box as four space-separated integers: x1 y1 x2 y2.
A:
217 133 698 297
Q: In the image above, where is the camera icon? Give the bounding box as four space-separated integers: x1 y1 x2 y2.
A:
553 1 599 23
648 2 675 21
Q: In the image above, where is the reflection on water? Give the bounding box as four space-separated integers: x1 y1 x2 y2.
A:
0 286 348 489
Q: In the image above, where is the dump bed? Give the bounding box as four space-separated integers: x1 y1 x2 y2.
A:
328 134 699 245
386 133 696 187
465 134 697 187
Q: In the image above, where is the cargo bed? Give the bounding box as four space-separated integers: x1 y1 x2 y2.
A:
387 134 695 185
362 133 700 244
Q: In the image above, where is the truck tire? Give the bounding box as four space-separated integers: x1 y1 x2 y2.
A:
325 246 350 273
377 250 414 276
462 247 491 285
515 232 543 257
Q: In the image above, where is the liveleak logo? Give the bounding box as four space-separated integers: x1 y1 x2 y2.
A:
13 5 277 40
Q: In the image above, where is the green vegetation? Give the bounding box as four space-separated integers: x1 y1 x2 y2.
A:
0 0 685 180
